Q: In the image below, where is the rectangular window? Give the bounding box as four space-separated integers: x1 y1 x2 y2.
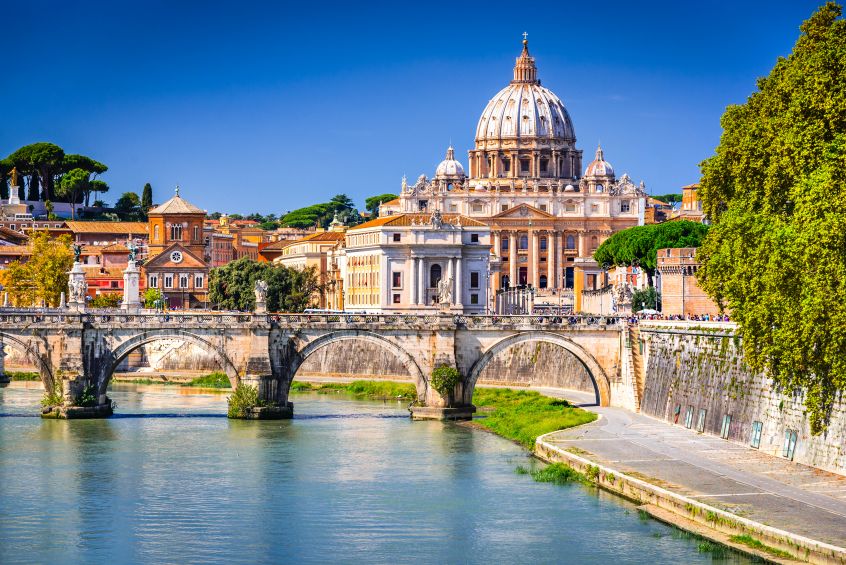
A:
179 275 189 289
111 281 119 289
449 204 458 212
149 275 158 288
540 159 548 173
501 238 509 251
194 274 204 288
392 233 401 242
502 159 510 172
720 414 732 439
501 204 509 213
164 275 173 289
783 430 798 460
621 200 631 213
471 203 484 213
470 293 479 305
392 272 402 289
539 204 547 212
696 409 706 433
470 272 480 289
750 421 763 449
470 233 479 243
684 406 694 429
520 159 530 173
392 293 401 304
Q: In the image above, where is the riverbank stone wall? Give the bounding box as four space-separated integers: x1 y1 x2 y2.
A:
639 324 846 475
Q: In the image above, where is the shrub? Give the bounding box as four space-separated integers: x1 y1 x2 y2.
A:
75 384 98 407
89 294 122 308
227 384 265 418
41 379 64 408
431 365 461 397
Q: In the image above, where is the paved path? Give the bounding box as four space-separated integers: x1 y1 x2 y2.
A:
535 387 846 548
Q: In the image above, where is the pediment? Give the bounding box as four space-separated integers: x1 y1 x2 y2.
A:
145 243 207 269
492 203 555 220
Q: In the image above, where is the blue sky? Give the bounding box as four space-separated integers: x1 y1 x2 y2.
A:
0 0 824 214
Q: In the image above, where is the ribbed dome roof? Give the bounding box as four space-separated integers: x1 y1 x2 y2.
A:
435 146 466 178
584 144 614 177
475 39 575 143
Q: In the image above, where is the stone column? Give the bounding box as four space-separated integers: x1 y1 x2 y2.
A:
547 231 555 290
556 231 564 288
531 230 540 287
578 232 588 258
447 257 454 301
455 256 463 308
409 257 417 306
493 231 501 259
509 232 517 286
418 258 425 305
121 260 141 310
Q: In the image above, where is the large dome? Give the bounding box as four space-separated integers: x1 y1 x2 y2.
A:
475 40 575 143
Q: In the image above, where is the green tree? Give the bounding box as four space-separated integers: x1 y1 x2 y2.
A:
90 294 122 308
631 287 660 312
0 231 73 307
593 221 708 285
208 257 322 312
651 193 682 204
114 191 142 220
62 154 107 206
141 183 153 213
143 288 163 309
365 193 398 215
56 168 89 219
696 3 846 433
7 142 65 201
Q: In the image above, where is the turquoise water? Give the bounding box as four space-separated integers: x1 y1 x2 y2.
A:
0 382 750 564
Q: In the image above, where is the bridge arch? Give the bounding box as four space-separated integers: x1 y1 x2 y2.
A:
100 330 240 396
464 331 610 406
0 332 54 389
289 330 428 401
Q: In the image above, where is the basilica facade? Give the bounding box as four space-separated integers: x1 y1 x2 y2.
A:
382 38 647 294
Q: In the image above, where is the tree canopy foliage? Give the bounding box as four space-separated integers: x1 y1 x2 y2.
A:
208 257 322 312
696 3 846 433
593 220 709 283
365 193 398 215
0 231 73 307
651 193 682 204
280 193 362 228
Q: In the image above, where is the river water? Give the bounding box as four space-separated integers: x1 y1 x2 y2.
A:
0 382 751 564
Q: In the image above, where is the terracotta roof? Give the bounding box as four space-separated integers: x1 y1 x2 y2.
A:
0 245 30 255
83 267 125 278
0 226 27 244
65 221 148 234
681 183 700 189
350 213 487 231
100 243 130 253
381 198 400 206
282 231 346 248
148 194 205 215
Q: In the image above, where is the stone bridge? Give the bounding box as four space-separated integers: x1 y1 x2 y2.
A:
0 310 637 419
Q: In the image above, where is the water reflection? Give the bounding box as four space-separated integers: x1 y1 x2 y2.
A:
0 384 752 564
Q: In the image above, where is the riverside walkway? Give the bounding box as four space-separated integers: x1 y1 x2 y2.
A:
541 388 846 551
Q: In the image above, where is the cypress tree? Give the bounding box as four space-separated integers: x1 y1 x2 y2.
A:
141 183 153 212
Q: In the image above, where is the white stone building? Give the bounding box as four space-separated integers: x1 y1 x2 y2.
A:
343 210 491 313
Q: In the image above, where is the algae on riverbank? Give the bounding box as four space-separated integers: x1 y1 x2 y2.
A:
291 380 417 400
472 388 597 448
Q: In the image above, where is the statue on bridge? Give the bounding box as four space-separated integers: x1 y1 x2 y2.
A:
68 276 87 304
127 241 138 263
72 244 83 263
437 276 453 306
254 279 268 313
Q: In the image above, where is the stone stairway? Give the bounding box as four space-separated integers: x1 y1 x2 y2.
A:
629 325 645 411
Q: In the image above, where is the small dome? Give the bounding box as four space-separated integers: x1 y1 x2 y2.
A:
564 184 575 192
584 144 614 177
435 146 466 178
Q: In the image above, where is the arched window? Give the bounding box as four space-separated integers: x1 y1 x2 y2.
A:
539 275 548 289
154 224 160 242
171 224 183 241
540 237 547 251
591 236 599 249
429 264 442 288
519 235 528 250
595 184 604 193
566 234 576 249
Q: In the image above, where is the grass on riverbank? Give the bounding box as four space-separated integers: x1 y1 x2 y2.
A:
516 462 588 485
728 535 794 559
291 380 417 400
185 372 231 388
472 388 597 449
7 371 40 381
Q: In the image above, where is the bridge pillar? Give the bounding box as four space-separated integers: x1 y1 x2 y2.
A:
0 340 8 387
409 324 476 421
41 327 113 419
230 324 293 419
